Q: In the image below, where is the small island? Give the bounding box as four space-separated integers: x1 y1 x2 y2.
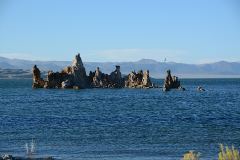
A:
32 53 184 91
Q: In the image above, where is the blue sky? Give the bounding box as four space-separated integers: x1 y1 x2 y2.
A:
0 0 239 63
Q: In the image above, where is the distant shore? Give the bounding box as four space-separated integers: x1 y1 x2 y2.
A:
1 69 240 79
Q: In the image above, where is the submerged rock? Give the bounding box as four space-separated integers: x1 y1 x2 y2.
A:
178 86 186 91
197 86 205 91
0 155 54 160
2 154 13 160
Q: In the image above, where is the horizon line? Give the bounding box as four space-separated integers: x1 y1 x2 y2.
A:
0 55 239 65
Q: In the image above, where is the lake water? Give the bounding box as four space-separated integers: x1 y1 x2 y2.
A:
0 79 239 160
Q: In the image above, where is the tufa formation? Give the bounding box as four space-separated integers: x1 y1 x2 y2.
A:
33 54 89 89
33 53 185 90
163 70 185 91
124 70 152 88
32 53 153 89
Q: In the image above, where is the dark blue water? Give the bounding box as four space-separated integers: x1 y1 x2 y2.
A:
0 79 239 160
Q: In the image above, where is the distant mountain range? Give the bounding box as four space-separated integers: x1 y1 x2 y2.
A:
0 56 240 78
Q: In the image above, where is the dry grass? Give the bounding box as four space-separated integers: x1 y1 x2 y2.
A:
182 151 200 160
218 144 240 160
181 145 240 160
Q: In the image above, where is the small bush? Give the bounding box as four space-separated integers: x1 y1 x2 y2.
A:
218 144 240 160
182 151 200 160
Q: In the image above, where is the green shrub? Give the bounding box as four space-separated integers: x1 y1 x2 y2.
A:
218 144 240 160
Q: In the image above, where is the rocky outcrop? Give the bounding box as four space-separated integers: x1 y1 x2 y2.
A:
125 70 152 88
32 53 155 89
92 67 102 87
71 54 89 88
109 65 124 88
32 65 45 88
90 66 124 88
163 70 184 91
90 67 107 88
142 70 152 87
61 79 72 89
44 71 70 88
33 53 90 89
